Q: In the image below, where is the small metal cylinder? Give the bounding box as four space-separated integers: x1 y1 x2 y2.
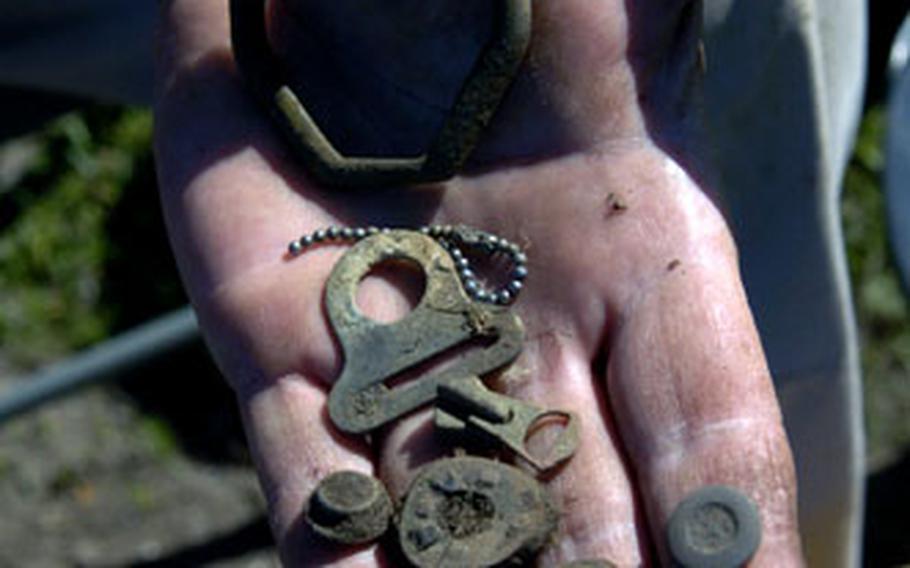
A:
306 470 393 545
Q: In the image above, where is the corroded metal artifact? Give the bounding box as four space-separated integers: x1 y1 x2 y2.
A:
324 230 524 434
436 375 579 473
306 470 393 545
398 456 557 567
290 226 583 562
666 485 762 568
560 561 618 568
230 0 532 188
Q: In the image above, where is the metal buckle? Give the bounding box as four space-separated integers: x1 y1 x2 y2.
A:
324 230 524 434
230 0 532 188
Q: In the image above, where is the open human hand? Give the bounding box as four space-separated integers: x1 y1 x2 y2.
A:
154 0 804 565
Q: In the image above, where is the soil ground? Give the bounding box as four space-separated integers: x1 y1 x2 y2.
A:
0 351 278 567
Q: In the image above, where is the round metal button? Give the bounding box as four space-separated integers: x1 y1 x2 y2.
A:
667 485 762 568
306 470 393 545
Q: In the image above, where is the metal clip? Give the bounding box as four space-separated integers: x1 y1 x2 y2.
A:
230 0 532 188
325 231 524 434
435 376 579 473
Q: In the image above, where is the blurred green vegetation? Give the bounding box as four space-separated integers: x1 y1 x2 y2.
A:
0 107 184 368
0 106 244 466
842 105 910 468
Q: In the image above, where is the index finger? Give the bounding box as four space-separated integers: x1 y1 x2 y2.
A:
154 2 381 565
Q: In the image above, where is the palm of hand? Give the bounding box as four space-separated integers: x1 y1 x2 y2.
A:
155 0 802 565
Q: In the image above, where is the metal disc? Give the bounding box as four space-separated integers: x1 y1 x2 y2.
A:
666 485 762 568
306 470 393 545
398 456 556 567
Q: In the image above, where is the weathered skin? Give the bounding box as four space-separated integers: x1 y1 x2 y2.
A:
154 0 804 566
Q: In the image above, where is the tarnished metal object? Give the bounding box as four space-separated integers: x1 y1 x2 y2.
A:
306 470 394 545
666 485 762 568
326 230 524 434
230 0 532 188
560 561 618 568
398 456 557 567
436 375 579 473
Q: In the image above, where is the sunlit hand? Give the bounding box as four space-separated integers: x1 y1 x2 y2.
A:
154 0 804 565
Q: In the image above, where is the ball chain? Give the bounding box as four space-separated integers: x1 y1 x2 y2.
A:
287 225 528 305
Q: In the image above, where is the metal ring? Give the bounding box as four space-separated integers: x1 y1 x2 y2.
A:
229 0 532 188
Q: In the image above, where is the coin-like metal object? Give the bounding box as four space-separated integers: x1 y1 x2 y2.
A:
306 470 394 545
666 485 762 568
398 456 557 567
325 230 524 434
560 561 618 568
230 0 532 188
436 375 580 473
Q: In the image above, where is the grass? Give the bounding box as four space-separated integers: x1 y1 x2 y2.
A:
842 105 910 468
139 415 180 459
0 104 189 368
0 108 159 366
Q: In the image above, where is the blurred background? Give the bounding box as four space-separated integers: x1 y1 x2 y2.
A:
0 1 908 566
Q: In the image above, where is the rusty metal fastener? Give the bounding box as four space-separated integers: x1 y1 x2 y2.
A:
435 375 580 474
230 0 532 188
306 470 394 545
318 229 578 470
398 456 557 567
325 230 524 434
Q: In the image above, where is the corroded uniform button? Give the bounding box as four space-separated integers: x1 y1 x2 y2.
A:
667 485 762 568
398 456 556 567
306 470 393 545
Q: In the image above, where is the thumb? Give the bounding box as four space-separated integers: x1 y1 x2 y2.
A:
155 0 233 96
